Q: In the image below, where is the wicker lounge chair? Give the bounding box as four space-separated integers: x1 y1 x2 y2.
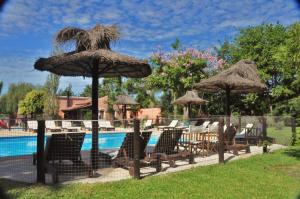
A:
43 133 92 183
146 129 194 167
224 126 250 155
99 131 161 175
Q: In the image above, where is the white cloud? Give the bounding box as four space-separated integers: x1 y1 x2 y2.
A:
0 0 299 92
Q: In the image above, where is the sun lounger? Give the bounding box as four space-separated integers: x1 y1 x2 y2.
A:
83 120 93 131
235 123 254 139
98 120 115 131
189 120 210 133
62 120 81 132
208 121 219 133
42 133 92 183
45 120 62 132
146 129 194 167
158 120 178 130
143 119 153 130
98 131 161 175
224 126 250 155
27 120 38 131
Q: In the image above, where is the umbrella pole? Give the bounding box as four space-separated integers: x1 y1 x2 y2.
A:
225 87 231 116
91 66 99 170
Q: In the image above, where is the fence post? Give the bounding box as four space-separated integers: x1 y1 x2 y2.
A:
238 116 241 133
218 117 224 164
133 119 140 179
37 120 45 183
291 117 296 146
262 117 267 153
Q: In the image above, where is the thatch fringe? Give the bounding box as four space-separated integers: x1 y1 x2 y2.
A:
55 24 120 51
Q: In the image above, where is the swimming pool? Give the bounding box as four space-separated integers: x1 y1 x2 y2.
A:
0 133 158 157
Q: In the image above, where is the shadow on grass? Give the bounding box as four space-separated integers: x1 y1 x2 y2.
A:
283 147 300 160
0 178 66 199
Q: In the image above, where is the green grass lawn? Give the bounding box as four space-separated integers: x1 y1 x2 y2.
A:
1 146 300 199
267 126 294 145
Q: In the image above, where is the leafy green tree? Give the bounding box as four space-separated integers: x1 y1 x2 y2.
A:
18 90 45 118
0 83 35 114
123 78 157 108
147 41 224 116
43 74 60 119
218 23 299 115
80 84 92 97
59 83 74 96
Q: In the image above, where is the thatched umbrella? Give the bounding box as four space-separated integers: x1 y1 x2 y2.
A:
34 24 151 169
173 90 207 119
115 95 139 125
193 60 266 116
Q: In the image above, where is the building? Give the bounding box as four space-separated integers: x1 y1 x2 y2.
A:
57 96 111 120
57 96 161 121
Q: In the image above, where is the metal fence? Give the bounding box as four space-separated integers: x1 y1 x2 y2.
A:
0 116 296 184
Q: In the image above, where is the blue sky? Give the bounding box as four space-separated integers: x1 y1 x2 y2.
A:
0 0 299 94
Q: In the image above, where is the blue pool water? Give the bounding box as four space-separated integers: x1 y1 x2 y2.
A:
0 133 158 157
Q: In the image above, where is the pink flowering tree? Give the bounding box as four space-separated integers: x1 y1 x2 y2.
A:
146 44 225 116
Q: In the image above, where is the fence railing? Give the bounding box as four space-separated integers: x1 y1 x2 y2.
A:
0 116 296 184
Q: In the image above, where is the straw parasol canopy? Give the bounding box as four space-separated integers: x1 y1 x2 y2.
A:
114 94 139 121
34 24 151 169
193 60 266 115
173 90 208 119
115 94 139 105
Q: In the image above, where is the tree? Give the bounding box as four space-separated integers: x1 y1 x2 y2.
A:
80 84 92 97
43 74 60 118
217 23 299 115
147 43 224 116
0 83 35 114
18 90 45 118
59 83 74 96
123 78 157 108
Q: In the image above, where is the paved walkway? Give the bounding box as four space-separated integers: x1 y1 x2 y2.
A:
0 144 286 184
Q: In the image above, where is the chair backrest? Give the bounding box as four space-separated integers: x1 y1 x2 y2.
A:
27 121 38 130
98 120 106 127
105 121 113 128
45 133 85 163
144 120 152 127
224 126 237 145
246 123 254 129
45 120 56 128
83 120 92 129
202 121 210 128
62 121 72 128
116 131 152 159
153 129 183 155
169 120 178 127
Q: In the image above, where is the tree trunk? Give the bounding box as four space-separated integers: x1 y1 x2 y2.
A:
173 91 178 118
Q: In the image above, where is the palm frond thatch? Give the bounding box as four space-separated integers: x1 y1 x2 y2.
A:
55 24 120 51
173 90 208 105
115 95 139 105
194 60 266 93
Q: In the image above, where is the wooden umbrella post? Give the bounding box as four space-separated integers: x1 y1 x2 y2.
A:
133 119 140 179
225 87 231 116
218 117 225 163
91 64 99 170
